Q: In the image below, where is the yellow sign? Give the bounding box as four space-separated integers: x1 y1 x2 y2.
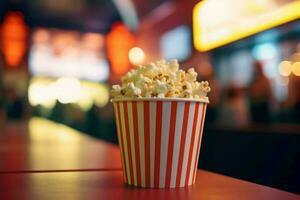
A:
193 0 300 51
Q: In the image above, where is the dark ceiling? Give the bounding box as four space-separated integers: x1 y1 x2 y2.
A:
0 0 168 33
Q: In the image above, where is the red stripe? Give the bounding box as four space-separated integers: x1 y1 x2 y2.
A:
175 102 190 187
192 104 206 183
143 101 150 187
132 102 141 186
154 101 163 187
165 101 178 187
116 102 128 183
123 102 134 184
184 102 200 186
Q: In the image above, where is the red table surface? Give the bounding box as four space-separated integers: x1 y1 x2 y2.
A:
0 118 299 199
0 118 122 172
0 170 299 200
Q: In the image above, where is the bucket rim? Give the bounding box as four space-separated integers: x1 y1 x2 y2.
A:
111 97 209 104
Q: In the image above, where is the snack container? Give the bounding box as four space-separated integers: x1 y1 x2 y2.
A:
112 98 208 188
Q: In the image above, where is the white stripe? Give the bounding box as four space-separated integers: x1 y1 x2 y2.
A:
159 102 171 188
113 103 126 182
127 102 137 185
180 102 196 186
188 103 203 185
137 102 145 187
193 105 206 183
149 102 156 187
119 102 131 184
170 102 185 187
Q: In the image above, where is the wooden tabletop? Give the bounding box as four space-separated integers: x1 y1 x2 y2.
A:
0 118 299 200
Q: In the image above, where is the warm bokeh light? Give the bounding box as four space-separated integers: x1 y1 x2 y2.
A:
55 77 81 104
193 0 300 51
28 81 57 109
278 61 292 76
28 77 109 110
128 47 145 65
29 28 109 82
292 62 300 76
1 11 28 67
81 32 104 51
79 81 110 110
106 23 136 75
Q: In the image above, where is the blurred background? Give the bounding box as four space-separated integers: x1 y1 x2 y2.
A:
0 0 299 194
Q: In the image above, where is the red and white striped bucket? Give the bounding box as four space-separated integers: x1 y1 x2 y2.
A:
112 98 208 188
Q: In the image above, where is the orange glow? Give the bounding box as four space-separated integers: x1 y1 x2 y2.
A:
106 23 136 76
1 11 28 67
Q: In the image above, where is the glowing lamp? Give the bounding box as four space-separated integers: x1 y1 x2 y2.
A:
1 11 28 67
106 23 136 76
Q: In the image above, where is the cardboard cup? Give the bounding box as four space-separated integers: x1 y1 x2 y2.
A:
112 98 208 188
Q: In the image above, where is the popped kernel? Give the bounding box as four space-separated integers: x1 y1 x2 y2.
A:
110 85 122 98
157 93 165 98
186 68 197 82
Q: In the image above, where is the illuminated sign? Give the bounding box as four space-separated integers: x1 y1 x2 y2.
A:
193 0 300 51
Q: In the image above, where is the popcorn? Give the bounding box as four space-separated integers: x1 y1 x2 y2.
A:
186 68 197 82
111 85 122 98
157 93 165 98
125 82 141 98
110 59 210 100
155 80 169 94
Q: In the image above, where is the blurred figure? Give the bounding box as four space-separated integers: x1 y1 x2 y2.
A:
197 62 220 124
248 61 272 124
86 104 101 137
6 88 23 120
285 75 300 123
49 101 65 123
219 86 249 127
0 87 7 126
67 105 86 133
97 104 117 143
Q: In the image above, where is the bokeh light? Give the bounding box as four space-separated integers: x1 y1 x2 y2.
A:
29 28 109 82
278 61 292 76
28 77 109 111
292 62 300 76
55 77 81 104
28 82 56 109
128 47 145 65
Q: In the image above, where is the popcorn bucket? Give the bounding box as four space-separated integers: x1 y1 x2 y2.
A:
112 98 208 188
